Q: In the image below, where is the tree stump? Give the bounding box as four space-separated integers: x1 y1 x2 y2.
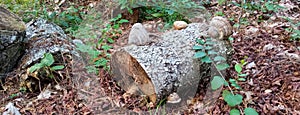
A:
0 6 26 79
111 18 233 104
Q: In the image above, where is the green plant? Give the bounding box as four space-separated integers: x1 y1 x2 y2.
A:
9 93 18 98
74 11 129 73
38 4 84 33
214 11 225 16
55 5 84 33
0 0 40 22
19 87 27 93
228 0 284 28
139 5 189 29
284 17 300 41
76 43 103 74
231 1 283 13
153 98 167 115
1 0 85 33
289 29 300 41
118 0 204 29
29 53 65 78
193 37 258 114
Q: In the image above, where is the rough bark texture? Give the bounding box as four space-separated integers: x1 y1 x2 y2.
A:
111 22 232 104
0 6 26 79
18 18 81 92
20 18 79 69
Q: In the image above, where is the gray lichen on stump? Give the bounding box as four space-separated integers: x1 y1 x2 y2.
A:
18 18 81 92
111 18 233 104
0 6 26 79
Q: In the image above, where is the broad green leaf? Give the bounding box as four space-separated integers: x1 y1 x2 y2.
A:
238 78 246 81
196 39 205 45
217 0 226 5
214 56 226 61
238 74 247 77
194 51 206 58
118 19 129 23
127 8 133 14
230 109 240 115
208 50 218 55
228 37 234 41
29 63 44 73
205 41 214 45
215 11 224 16
201 56 212 63
229 78 236 82
233 23 240 28
113 24 120 29
244 107 258 115
193 45 204 50
117 14 122 19
234 64 242 73
166 9 174 15
216 63 230 70
41 53 55 66
224 81 229 86
231 83 241 89
102 44 112 51
223 93 243 107
51 65 65 71
222 90 231 99
205 46 213 50
94 58 108 67
48 74 54 79
211 76 224 90
107 38 114 43
151 13 163 17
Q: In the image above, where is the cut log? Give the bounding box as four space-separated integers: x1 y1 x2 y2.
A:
111 19 232 104
0 6 26 79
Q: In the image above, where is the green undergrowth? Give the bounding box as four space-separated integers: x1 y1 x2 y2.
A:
73 9 130 74
193 38 258 115
1 0 85 33
118 0 207 30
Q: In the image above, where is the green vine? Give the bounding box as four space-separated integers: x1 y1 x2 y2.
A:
193 37 258 115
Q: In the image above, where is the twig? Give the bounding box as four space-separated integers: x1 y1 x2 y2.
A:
211 61 235 95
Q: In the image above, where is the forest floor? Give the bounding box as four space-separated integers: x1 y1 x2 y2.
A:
1 0 300 114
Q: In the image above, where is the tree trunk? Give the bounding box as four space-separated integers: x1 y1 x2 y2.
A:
0 6 26 79
111 22 232 104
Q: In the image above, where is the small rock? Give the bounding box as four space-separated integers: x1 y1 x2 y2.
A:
246 61 256 69
128 23 150 45
264 89 272 94
72 39 83 45
37 89 55 100
270 16 276 20
277 50 300 61
246 26 259 34
263 43 276 51
3 102 21 115
167 92 181 104
173 21 188 30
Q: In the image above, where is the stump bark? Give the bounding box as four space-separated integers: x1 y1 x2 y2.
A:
0 6 26 79
111 21 232 104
